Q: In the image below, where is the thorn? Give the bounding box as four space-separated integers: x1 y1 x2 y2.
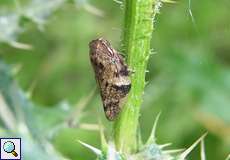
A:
150 49 157 55
79 123 99 131
226 154 230 160
150 48 155 52
137 125 143 148
153 0 163 15
145 55 150 61
163 148 184 154
146 112 162 145
113 0 123 5
98 120 108 152
200 139 206 160
145 81 150 86
26 79 37 98
11 63 22 76
83 3 104 17
159 143 172 149
9 41 33 50
162 0 176 3
78 140 102 155
107 143 117 160
67 87 96 127
179 133 208 159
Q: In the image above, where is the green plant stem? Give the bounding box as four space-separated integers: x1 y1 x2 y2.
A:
114 0 155 153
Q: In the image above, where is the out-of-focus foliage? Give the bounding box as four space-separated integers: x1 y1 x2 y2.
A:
0 60 70 160
0 0 229 160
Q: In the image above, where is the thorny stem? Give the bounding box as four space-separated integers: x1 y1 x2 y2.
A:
114 0 155 153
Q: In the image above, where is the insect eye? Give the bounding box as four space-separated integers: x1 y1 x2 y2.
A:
111 59 116 64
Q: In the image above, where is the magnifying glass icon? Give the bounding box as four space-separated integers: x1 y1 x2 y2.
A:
3 141 18 157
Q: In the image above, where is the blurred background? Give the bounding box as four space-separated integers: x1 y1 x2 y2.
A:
0 0 229 159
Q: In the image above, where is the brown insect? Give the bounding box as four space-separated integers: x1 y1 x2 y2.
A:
89 38 131 121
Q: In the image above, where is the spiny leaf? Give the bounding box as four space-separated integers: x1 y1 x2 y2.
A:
0 14 21 42
0 13 31 49
23 0 66 30
75 0 104 17
0 60 69 160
